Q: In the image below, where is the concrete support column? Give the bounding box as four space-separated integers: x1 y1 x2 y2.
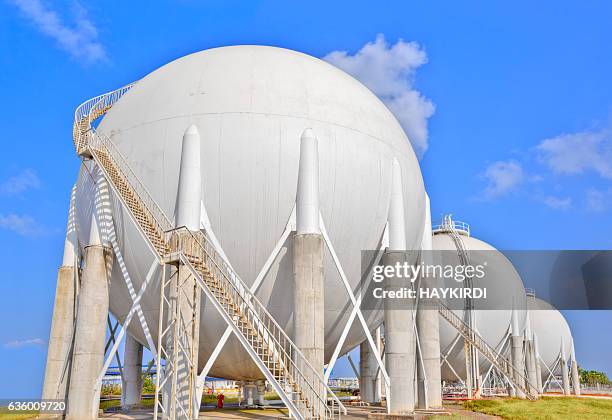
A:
525 341 538 398
534 333 543 394
524 315 539 398
505 360 516 397
293 234 324 370
384 251 417 414
257 381 266 405
510 308 526 399
245 383 255 406
66 214 111 420
384 159 416 415
360 340 377 403
416 194 442 409
293 128 324 375
560 338 571 395
570 342 581 396
510 335 526 399
561 358 571 395
122 334 143 409
41 265 75 403
416 307 442 408
42 187 77 405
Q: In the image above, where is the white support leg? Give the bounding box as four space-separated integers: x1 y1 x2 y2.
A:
42 185 78 408
92 261 161 406
324 232 386 382
320 215 391 393
195 207 296 403
122 334 144 409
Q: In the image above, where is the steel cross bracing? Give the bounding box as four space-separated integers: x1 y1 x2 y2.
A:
437 304 538 400
73 84 344 420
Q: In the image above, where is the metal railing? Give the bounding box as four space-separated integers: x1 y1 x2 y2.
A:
72 84 344 419
73 83 135 154
433 218 470 236
167 227 345 419
438 304 538 400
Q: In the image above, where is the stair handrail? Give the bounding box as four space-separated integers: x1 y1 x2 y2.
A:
437 304 537 399
168 226 345 417
74 85 345 418
73 82 136 154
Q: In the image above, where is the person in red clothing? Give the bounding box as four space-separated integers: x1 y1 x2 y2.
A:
216 392 225 409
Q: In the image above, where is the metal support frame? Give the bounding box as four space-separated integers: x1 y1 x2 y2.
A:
93 261 160 409
320 215 391 410
440 334 466 385
480 329 511 388
347 354 360 379
196 206 296 384
542 356 564 391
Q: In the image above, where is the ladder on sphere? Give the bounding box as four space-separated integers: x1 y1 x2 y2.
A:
73 84 344 419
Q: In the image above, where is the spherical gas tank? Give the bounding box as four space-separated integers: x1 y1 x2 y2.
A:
527 296 573 381
432 227 527 381
73 46 427 379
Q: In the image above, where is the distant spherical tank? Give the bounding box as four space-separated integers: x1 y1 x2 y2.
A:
73 46 426 380
527 296 573 380
432 227 527 381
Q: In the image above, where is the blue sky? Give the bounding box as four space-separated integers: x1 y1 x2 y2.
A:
1 0 612 398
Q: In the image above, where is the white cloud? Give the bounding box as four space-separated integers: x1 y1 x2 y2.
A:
541 195 572 210
482 160 525 198
323 34 435 156
0 213 46 236
586 188 610 212
0 169 41 194
10 0 107 64
537 128 612 179
4 338 45 349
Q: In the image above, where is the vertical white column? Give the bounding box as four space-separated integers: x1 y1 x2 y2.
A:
416 193 442 409
256 380 266 405
524 312 539 398
122 334 143 409
510 306 526 399
359 340 376 403
570 340 581 396
176 124 203 419
384 159 416 414
42 186 77 406
66 207 112 420
533 332 543 394
293 128 325 374
561 338 571 395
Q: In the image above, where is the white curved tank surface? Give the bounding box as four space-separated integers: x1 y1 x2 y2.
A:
73 46 427 380
527 296 573 380
432 228 527 381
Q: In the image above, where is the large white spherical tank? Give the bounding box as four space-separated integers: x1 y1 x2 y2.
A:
527 296 573 380
73 46 426 380
432 231 527 381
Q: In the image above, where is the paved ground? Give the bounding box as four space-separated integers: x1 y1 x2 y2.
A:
100 403 500 419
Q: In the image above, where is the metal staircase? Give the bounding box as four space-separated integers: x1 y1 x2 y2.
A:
437 215 536 400
438 305 537 400
73 85 344 419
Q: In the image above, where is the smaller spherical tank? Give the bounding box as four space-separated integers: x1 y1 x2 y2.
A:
527 296 573 381
432 228 527 381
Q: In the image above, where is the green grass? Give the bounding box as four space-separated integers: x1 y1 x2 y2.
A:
463 396 612 420
99 397 155 411
0 407 38 420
